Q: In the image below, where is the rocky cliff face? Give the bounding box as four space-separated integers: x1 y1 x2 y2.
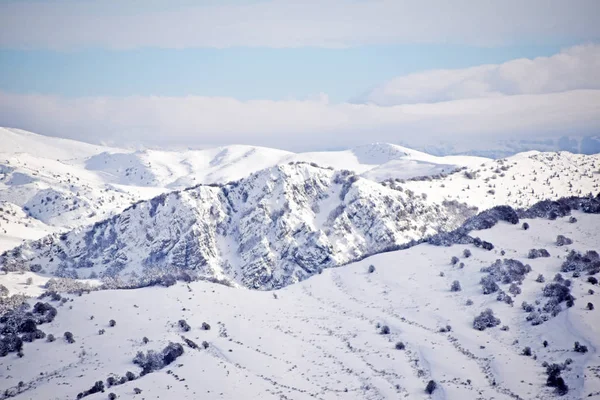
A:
1 163 476 289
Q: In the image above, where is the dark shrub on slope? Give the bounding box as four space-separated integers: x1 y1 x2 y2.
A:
556 235 573 246
473 309 501 331
462 205 519 231
528 249 550 259
425 380 437 394
133 342 184 376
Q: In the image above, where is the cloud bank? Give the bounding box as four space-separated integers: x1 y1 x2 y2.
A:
1 90 598 152
361 45 600 105
1 0 599 49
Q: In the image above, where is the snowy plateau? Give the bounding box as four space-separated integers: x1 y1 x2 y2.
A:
0 127 599 400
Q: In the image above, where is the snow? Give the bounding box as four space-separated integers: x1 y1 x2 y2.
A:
1 212 598 399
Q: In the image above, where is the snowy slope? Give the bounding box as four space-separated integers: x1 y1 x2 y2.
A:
402 151 600 209
289 143 487 181
1 210 598 400
0 127 116 161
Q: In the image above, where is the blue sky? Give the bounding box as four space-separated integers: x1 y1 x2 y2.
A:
0 45 566 102
0 0 599 152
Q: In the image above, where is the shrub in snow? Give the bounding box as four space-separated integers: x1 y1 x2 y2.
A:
108 393 116 400
134 343 183 376
201 322 211 330
543 283 573 303
77 381 105 399
555 378 569 396
481 259 531 287
64 331 75 344
587 302 594 310
473 309 501 331
536 274 545 283
368 265 375 273
0 284 8 296
425 380 437 394
554 273 564 283
463 249 472 258
543 340 548 347
380 325 390 335
546 362 568 395
46 334 55 342
133 349 163 375
462 205 519 231
521 302 534 312
99 329 105 335
183 337 199 349
500 325 509 331
109 319 116 327
480 276 499 295
563 279 572 288
508 283 521 296
569 216 577 223
528 249 550 259
142 336 149 344
466 299 473 306
574 341 588 353
134 388 142 394
590 289 595 295
125 371 136 381
522 347 532 356
450 280 461 292
522 222 529 230
588 277 598 285
556 235 573 246
178 319 191 332
560 250 600 274
30 264 42 273
451 256 459 265
162 342 184 365
395 342 405 350
106 377 116 387
202 341 209 349
481 241 494 251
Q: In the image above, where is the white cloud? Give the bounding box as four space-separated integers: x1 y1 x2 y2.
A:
1 89 599 152
0 0 599 49
361 44 600 105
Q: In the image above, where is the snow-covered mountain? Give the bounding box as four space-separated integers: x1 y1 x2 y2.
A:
1 163 474 289
0 128 487 252
1 205 598 399
2 130 599 289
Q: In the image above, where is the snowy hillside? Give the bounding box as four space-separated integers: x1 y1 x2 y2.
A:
1 208 598 399
402 151 600 210
1 163 474 289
